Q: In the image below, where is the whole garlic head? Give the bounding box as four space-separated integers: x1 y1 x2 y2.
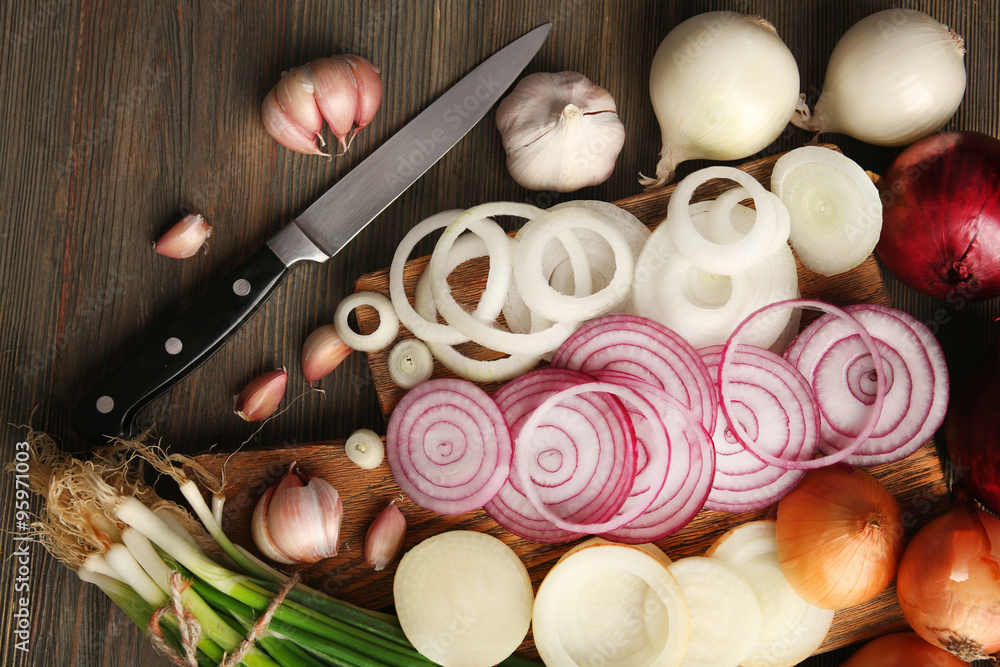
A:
496 71 625 193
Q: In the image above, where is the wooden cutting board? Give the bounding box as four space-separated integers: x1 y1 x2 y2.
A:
195 147 953 660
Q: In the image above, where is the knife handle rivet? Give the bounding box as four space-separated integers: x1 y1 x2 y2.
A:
96 395 115 414
233 278 251 296
164 337 183 355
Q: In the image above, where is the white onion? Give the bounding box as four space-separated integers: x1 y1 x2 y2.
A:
794 8 966 147
642 11 800 188
333 290 399 352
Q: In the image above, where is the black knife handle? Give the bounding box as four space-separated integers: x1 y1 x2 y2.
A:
72 245 289 445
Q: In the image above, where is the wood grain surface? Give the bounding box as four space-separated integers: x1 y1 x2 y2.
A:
2 2 999 666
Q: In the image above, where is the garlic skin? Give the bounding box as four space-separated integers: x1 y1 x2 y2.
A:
496 71 625 193
234 368 288 422
364 501 406 571
262 55 382 156
252 462 343 564
794 9 966 147
301 324 352 386
154 213 212 259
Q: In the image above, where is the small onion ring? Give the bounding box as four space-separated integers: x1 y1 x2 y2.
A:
515 381 670 534
334 290 400 352
387 338 435 389
666 166 780 275
719 299 886 470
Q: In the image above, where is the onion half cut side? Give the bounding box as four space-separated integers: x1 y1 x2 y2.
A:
386 378 512 514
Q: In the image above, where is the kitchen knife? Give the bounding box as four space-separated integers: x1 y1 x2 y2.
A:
71 24 551 445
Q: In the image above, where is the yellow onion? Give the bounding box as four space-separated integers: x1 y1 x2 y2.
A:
841 632 968 667
896 496 1000 662
776 464 905 609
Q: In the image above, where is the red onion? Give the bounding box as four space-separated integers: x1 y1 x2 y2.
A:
941 337 1000 516
876 131 1000 301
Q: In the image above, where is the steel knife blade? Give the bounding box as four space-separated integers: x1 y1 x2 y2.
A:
71 24 551 445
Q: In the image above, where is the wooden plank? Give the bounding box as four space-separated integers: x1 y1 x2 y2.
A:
353 145 891 419
195 440 951 659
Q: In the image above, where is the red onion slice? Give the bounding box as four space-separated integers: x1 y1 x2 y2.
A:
386 378 512 514
720 299 886 470
515 381 670 534
551 314 718 432
699 345 815 512
788 303 949 465
590 371 715 543
493 368 637 528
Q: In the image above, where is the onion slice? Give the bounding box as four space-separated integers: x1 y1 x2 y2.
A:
719 299 886 469
385 378 512 514
770 145 882 276
533 538 690 667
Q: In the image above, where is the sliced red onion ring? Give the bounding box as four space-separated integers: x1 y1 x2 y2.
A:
787 303 949 465
386 378 512 514
698 345 815 512
590 371 715 543
551 314 717 432
493 369 638 531
515 381 670 534
719 299 885 470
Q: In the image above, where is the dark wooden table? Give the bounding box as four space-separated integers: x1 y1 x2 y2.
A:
2 1 998 665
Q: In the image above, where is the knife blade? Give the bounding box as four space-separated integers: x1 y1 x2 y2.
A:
71 24 551 446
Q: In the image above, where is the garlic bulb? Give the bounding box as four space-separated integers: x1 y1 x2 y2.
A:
793 9 966 147
496 71 625 193
251 462 342 564
642 12 800 189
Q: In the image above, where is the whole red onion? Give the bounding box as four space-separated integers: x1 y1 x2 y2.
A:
876 131 1000 301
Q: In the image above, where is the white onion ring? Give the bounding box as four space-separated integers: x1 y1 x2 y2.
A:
387 338 435 389
514 207 634 322
334 290 399 352
666 166 781 275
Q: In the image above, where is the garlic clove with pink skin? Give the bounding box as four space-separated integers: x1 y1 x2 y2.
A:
234 368 288 422
364 501 406 571
252 462 343 564
301 324 353 386
154 213 212 259
496 71 625 193
262 54 382 157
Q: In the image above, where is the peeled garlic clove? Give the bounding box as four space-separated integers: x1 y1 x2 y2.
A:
364 501 406 571
275 66 325 142
301 325 352 386
261 462 343 563
496 71 625 193
251 486 297 564
261 89 329 156
154 213 212 259
308 57 359 152
234 368 288 422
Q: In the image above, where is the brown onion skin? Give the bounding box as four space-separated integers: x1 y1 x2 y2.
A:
841 632 967 667
896 498 1000 660
876 131 1000 302
942 338 1000 516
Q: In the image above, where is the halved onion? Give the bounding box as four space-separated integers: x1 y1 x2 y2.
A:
533 538 690 667
385 378 511 514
